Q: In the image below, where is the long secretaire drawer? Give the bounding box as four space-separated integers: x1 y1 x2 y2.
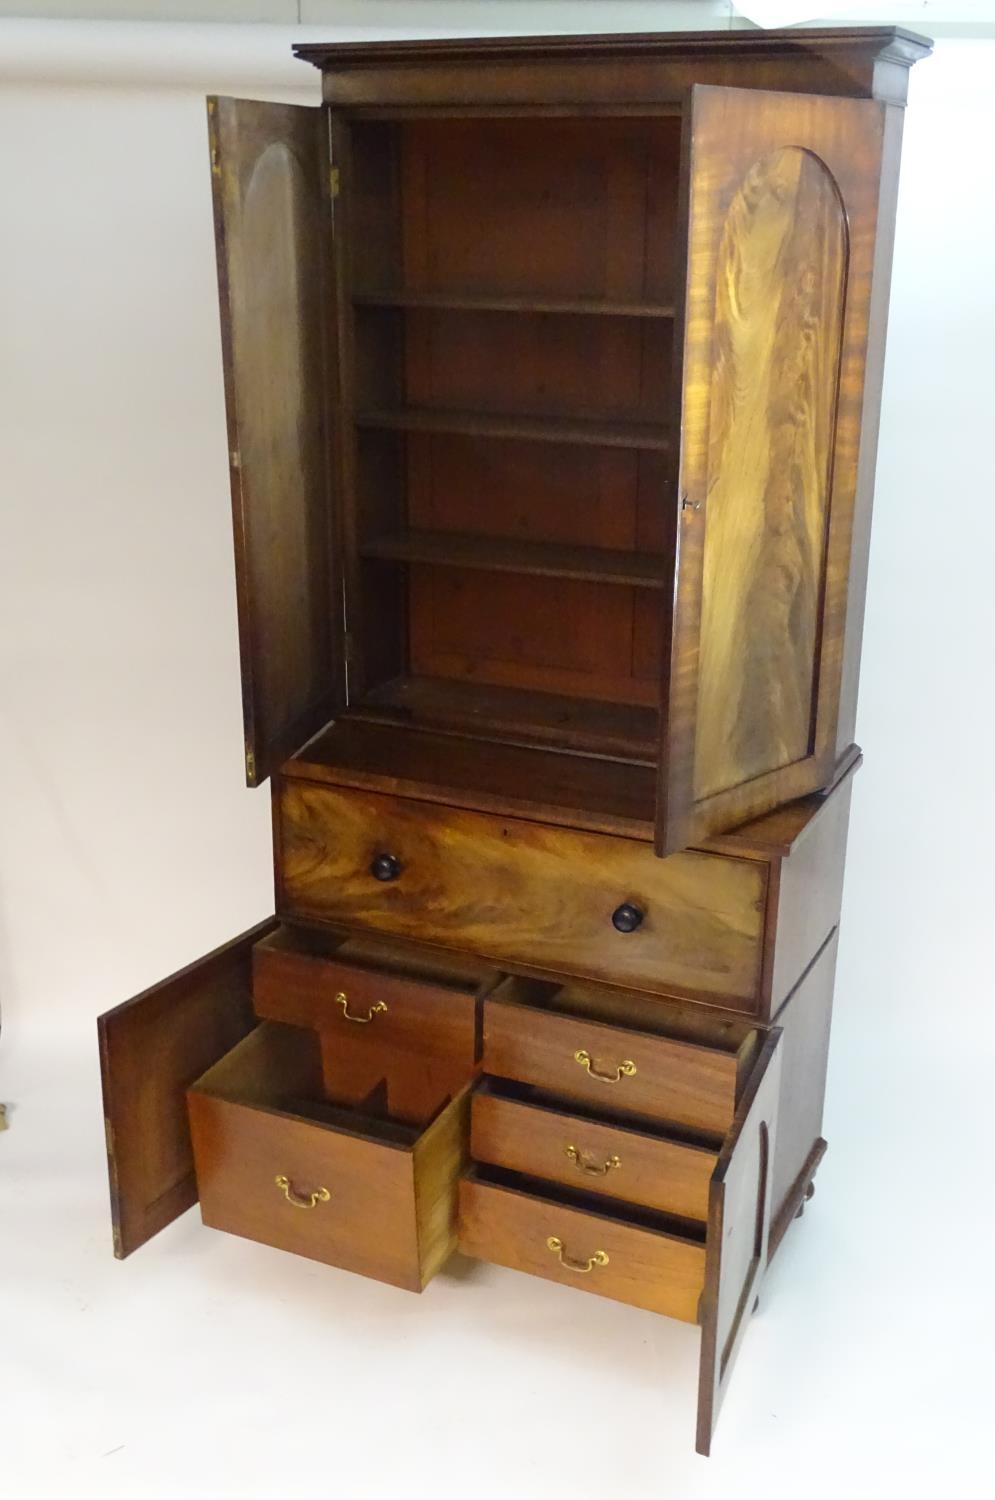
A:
276 781 767 1007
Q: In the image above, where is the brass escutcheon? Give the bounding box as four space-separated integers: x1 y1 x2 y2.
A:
565 1144 621 1177
274 1174 331 1210
546 1236 609 1274
574 1049 637 1084
335 991 388 1024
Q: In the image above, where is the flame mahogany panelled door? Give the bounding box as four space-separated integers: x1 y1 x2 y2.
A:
209 98 345 787
658 86 889 854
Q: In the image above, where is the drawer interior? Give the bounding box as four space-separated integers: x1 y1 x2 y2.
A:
190 1020 425 1144
256 921 495 991
495 974 757 1057
188 1020 474 1290
476 1075 723 1151
493 976 760 1093
459 1164 707 1323
465 1162 707 1244
251 924 496 1127
482 977 759 1133
472 1079 720 1223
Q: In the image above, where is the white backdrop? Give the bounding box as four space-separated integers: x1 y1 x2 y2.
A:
1 20 993 1500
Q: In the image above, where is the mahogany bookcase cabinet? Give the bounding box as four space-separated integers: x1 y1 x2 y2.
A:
98 27 929 1455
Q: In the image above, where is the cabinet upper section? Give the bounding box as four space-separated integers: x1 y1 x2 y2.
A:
208 30 928 855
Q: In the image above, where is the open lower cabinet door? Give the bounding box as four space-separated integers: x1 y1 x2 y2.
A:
208 97 344 787
98 918 277 1258
657 85 893 853
696 1029 782 1455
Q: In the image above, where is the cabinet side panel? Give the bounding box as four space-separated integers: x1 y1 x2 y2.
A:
768 929 839 1241
834 104 906 755
768 772 854 1011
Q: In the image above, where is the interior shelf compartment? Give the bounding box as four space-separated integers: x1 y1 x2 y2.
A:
353 407 673 451
358 530 670 589
351 675 660 762
286 715 660 841
352 290 677 318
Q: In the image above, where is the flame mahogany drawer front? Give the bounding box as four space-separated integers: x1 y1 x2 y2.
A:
458 1170 706 1322
482 988 751 1136
277 781 768 1007
187 1022 469 1292
470 1083 718 1223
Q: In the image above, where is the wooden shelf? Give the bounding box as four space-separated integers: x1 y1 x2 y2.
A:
360 530 669 589
351 675 660 762
355 407 672 451
353 291 676 318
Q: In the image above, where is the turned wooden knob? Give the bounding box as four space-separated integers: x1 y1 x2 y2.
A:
370 852 402 882
611 902 644 933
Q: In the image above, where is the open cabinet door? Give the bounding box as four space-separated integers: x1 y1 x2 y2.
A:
208 97 344 786
697 1029 782 1455
658 87 892 853
98 918 276 1257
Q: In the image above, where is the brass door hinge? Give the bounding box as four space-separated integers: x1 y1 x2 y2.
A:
245 748 257 781
207 98 221 178
329 166 340 199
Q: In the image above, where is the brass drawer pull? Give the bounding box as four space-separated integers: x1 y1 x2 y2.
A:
335 990 387 1024
565 1144 621 1177
574 1049 636 1084
546 1236 609 1274
274 1174 331 1210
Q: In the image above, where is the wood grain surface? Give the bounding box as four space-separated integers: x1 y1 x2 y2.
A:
482 995 740 1135
458 1171 706 1322
693 146 846 800
98 918 276 1258
696 1030 782 1455
471 1085 718 1222
208 97 342 784
277 780 768 1005
188 1023 468 1291
297 28 931 110
658 86 889 851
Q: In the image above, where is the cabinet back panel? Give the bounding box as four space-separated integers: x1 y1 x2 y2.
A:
406 438 670 553
408 566 661 707
403 310 672 424
396 117 681 301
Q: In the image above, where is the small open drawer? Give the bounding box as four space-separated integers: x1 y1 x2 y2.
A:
253 926 496 1126
187 1022 469 1292
461 1029 783 1455
252 925 492 1045
471 1079 719 1222
460 1167 707 1321
482 978 759 1134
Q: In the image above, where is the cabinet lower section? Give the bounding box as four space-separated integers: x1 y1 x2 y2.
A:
99 917 839 1456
